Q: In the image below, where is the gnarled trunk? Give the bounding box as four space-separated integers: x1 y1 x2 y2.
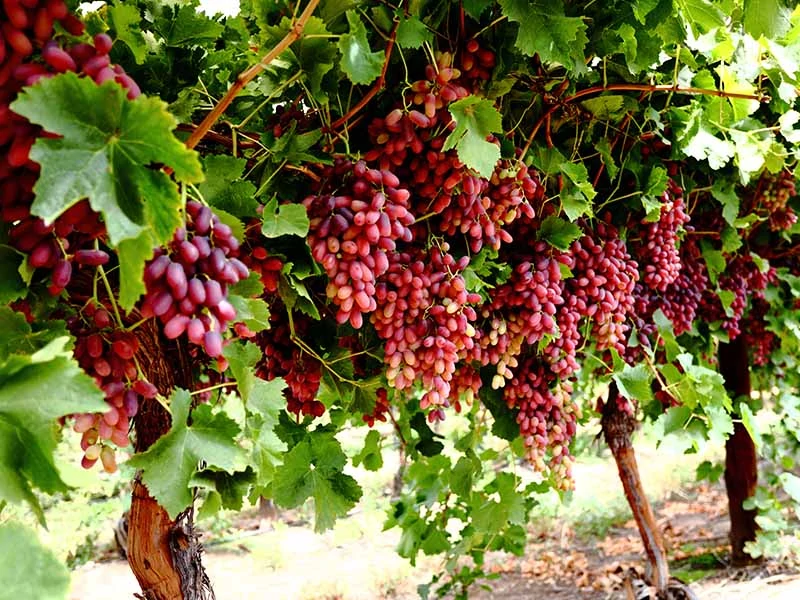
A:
601 383 669 598
719 337 760 565
128 321 214 600
602 384 669 595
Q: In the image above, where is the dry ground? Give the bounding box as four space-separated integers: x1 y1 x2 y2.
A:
69 483 800 600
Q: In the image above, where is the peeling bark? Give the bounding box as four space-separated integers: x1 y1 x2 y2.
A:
128 320 214 600
602 384 669 595
719 337 760 566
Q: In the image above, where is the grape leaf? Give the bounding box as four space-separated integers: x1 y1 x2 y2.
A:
264 16 337 102
537 216 581 251
338 10 384 85
192 467 256 518
117 234 157 311
463 0 493 19
261 198 310 238
272 432 362 531
199 155 259 218
443 96 502 177
352 429 383 471
613 363 654 404
396 16 432 49
779 473 800 504
744 0 792 39
11 73 203 247
0 522 70 600
228 295 271 332
155 3 224 46
498 0 588 73
127 389 247 518
108 2 147 63
0 334 106 523
739 402 762 451
0 247 26 304
679 0 725 33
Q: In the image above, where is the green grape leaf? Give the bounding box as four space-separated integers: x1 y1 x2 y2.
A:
705 404 734 445
108 2 147 63
127 389 247 518
228 295 271 332
117 233 156 311
224 341 263 403
396 16 432 49
352 429 383 471
443 96 502 177
338 10 384 85
264 16 337 102
712 180 740 225
261 198 310 238
498 0 588 73
463 0 493 19
480 383 519 441
538 216 581 251
0 247 26 304
199 155 259 218
157 3 224 46
410 412 445 456
613 363 654 405
679 0 725 33
595 138 619 179
739 402 762 452
560 161 596 220
272 432 362 531
700 242 726 285
0 522 70 600
779 472 800 504
0 333 106 523
192 467 256 518
743 0 792 39
11 73 203 247
247 378 288 494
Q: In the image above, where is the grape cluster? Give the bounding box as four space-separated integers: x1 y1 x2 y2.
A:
362 387 390 427
698 253 773 339
69 303 158 472
304 159 414 328
476 242 567 387
742 297 777 366
371 245 480 415
627 238 709 357
254 307 324 417
546 222 638 373
1 0 75 82
503 355 578 485
630 180 689 292
458 39 496 85
141 200 248 359
362 49 538 253
754 171 798 232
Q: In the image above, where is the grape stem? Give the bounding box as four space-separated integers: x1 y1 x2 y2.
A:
189 381 237 396
520 82 767 159
185 0 321 150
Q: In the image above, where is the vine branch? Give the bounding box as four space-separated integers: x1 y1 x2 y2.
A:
185 0 321 150
329 18 401 132
520 82 767 159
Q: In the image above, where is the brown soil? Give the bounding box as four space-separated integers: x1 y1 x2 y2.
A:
70 484 799 599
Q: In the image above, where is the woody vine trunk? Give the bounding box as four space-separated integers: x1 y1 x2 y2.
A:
128 321 213 600
719 336 760 565
602 384 669 595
